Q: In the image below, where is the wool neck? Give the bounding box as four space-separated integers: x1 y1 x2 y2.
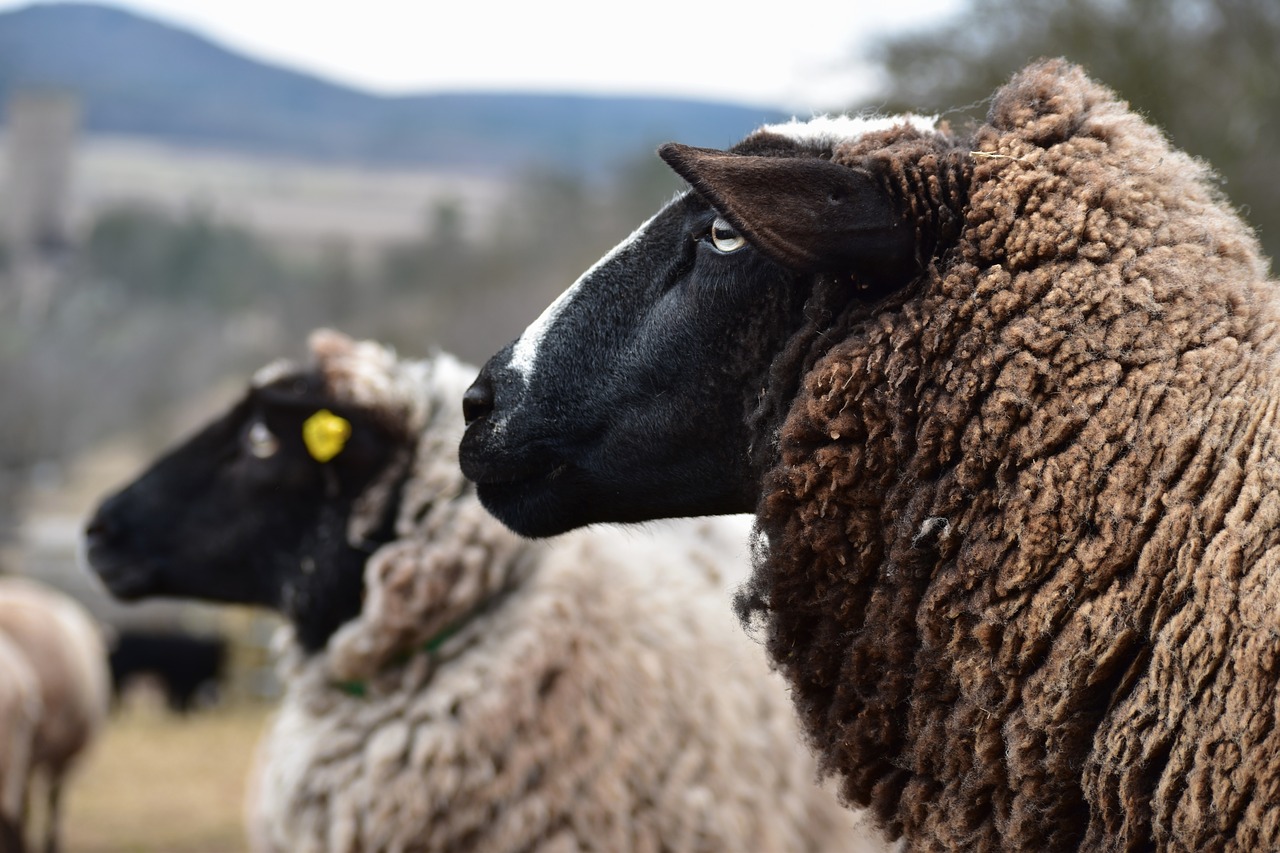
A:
313 351 538 687
743 138 972 497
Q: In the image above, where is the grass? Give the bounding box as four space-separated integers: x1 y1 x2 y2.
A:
51 694 273 853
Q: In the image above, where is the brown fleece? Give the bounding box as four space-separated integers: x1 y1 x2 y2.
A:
747 60 1280 851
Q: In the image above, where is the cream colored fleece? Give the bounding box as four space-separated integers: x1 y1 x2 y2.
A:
0 630 40 831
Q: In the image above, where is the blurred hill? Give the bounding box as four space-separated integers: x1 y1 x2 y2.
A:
0 2 788 175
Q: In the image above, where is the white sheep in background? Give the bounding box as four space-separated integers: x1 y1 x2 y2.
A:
86 330 884 853
0 629 41 853
0 577 111 853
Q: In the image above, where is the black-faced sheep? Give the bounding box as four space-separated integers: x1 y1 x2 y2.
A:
0 629 40 853
0 577 111 853
459 59 1280 851
85 330 878 853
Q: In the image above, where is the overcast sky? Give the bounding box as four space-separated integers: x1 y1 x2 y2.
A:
0 0 963 112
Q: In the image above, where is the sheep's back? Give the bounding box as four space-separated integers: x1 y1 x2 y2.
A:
0 579 110 775
0 629 41 822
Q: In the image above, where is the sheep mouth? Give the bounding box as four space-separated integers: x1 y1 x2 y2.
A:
460 424 607 537
468 461 569 489
470 462 594 538
458 425 576 489
85 548 161 600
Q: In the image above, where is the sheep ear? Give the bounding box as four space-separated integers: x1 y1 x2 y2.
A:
658 143 914 278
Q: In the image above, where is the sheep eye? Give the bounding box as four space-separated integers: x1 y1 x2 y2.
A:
709 217 746 254
246 421 279 459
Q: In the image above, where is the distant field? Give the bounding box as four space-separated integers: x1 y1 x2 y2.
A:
4 132 509 253
56 698 273 853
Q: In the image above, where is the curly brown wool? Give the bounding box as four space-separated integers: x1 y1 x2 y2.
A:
743 60 1280 851
744 129 973 481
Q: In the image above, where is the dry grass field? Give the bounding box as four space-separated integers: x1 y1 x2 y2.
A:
55 696 274 853
0 130 508 254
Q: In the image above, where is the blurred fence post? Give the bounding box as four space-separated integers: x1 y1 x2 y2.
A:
1 89 80 320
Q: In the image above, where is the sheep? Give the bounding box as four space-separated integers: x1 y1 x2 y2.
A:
0 578 111 853
84 329 880 853
457 59 1280 851
0 629 40 853
107 630 228 713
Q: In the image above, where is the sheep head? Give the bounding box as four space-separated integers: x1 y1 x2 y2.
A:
85 332 415 652
460 120 967 537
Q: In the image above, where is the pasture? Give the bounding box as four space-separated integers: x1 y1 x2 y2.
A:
60 697 271 853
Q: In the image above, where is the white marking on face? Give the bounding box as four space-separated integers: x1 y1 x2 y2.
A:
760 113 937 146
507 114 937 385
509 201 679 382
251 358 297 389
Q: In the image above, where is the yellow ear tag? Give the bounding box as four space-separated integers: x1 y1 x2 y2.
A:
302 410 351 463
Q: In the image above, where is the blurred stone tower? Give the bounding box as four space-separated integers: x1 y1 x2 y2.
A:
2 90 80 318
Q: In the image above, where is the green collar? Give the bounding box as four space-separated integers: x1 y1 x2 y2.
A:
329 557 529 699
331 620 464 699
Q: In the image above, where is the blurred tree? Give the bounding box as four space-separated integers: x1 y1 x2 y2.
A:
310 239 360 327
608 153 685 234
382 198 470 298
0 285 247 557
0 204 319 555
426 198 467 256
85 205 286 307
868 0 1280 266
403 168 603 363
377 163 671 364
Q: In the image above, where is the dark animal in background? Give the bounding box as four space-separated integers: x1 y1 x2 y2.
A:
460 60 1280 851
107 631 227 713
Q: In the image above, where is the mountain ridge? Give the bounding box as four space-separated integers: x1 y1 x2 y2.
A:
0 2 791 175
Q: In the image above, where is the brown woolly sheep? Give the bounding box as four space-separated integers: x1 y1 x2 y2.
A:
459 60 1280 851
0 578 110 853
86 331 880 853
0 630 40 853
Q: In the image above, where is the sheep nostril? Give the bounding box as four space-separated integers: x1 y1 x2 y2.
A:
462 378 495 426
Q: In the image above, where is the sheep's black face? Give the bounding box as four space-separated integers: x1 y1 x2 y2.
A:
462 192 809 536
461 129 927 537
85 372 408 651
